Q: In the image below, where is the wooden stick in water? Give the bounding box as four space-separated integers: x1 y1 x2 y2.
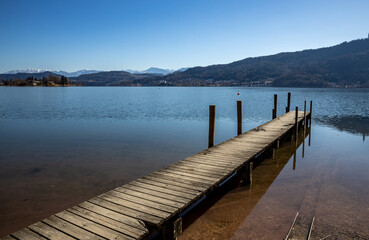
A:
237 101 242 135
208 105 216 148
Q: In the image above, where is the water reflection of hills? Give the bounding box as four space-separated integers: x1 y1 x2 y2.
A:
317 115 368 141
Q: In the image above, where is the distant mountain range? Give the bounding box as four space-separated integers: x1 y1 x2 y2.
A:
2 67 188 78
0 71 61 81
2 38 369 87
4 69 101 77
125 67 189 75
69 71 156 86
155 38 369 87
125 67 174 75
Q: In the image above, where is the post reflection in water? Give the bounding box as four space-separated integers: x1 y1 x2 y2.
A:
293 124 311 171
302 126 306 158
179 126 311 240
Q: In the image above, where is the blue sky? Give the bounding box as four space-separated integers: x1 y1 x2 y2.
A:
0 0 368 72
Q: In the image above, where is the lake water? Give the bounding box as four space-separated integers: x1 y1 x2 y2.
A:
0 87 368 238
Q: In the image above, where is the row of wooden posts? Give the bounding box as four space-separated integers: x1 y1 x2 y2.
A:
208 92 313 148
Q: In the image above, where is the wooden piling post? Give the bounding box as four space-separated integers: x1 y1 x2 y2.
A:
237 100 242 136
208 105 216 148
273 94 277 119
304 100 307 131
286 92 291 113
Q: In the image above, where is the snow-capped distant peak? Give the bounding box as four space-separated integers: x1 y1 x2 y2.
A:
5 68 51 74
3 69 101 77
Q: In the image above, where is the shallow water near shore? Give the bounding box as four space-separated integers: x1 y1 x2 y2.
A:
179 125 369 239
0 87 368 237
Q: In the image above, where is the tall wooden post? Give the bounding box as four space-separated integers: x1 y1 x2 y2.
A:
286 92 291 113
303 100 307 131
208 105 216 148
237 101 242 136
273 94 277 119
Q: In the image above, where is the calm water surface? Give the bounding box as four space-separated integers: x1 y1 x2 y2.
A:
0 87 368 238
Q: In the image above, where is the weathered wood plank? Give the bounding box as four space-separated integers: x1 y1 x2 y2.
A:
42 215 102 240
167 164 227 177
78 201 147 231
1 236 17 240
136 177 202 195
67 206 147 239
153 170 215 186
142 175 207 192
159 168 220 183
149 172 211 189
97 193 171 219
165 165 226 180
178 157 239 169
114 187 187 208
28 222 75 240
106 190 179 213
88 197 163 226
123 182 193 202
172 161 232 174
11 228 47 240
55 210 135 240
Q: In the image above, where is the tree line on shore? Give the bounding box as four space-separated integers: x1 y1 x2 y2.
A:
0 75 83 86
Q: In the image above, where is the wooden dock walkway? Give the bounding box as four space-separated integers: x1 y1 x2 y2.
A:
2 109 310 240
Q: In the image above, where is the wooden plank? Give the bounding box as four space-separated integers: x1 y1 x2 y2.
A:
137 177 203 195
122 183 193 203
165 166 224 181
28 222 75 240
206 150 260 159
157 169 218 186
178 155 242 170
2 237 17 240
106 190 179 213
97 193 171 219
173 161 233 174
117 184 189 206
55 210 135 240
78 201 147 231
1 236 17 240
167 163 227 177
114 187 187 208
180 158 239 169
161 166 222 182
67 206 147 239
166 165 226 179
11 228 47 240
88 197 163 226
194 151 251 162
178 158 239 170
142 175 207 192
149 172 211 189
42 215 102 240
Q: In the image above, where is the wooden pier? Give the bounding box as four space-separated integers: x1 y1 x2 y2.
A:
2 98 311 240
